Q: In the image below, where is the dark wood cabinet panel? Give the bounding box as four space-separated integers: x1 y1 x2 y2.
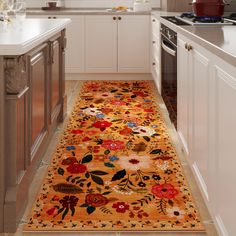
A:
50 38 61 123
28 44 48 159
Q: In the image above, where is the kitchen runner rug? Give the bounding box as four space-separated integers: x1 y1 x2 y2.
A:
24 81 204 232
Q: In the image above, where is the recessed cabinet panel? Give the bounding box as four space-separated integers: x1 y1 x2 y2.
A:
118 15 150 73
214 66 236 236
85 15 117 73
29 45 47 156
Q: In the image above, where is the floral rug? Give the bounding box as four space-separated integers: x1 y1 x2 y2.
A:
24 81 204 232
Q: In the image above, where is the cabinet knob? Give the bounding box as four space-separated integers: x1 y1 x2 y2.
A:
187 44 193 51
113 16 117 20
48 16 51 19
152 62 156 66
152 41 156 44
152 19 156 22
185 43 188 50
53 16 57 19
118 16 122 20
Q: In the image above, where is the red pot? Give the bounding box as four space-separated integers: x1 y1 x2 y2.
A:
192 0 225 17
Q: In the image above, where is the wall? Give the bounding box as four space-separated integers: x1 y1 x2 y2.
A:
25 0 161 8
161 0 191 12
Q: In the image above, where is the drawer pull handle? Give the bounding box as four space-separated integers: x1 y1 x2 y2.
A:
118 16 122 20
113 16 117 20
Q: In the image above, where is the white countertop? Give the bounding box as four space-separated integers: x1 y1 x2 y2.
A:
177 25 236 66
0 18 71 55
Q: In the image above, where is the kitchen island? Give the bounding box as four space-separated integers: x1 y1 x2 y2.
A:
0 18 70 232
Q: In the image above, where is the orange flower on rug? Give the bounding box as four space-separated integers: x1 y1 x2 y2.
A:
24 81 204 232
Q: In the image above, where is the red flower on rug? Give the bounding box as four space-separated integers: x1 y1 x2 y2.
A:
112 202 129 213
133 91 147 97
66 163 87 174
101 140 125 151
119 126 133 136
151 184 178 199
61 157 77 165
101 108 113 114
71 129 83 134
144 109 154 113
85 194 109 207
111 100 127 106
92 120 112 131
46 207 56 216
82 137 91 142
59 196 79 208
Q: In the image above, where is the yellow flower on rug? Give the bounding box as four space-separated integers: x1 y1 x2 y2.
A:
24 81 204 232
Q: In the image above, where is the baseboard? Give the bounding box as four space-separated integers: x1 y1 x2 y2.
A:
215 215 229 236
177 131 189 156
65 73 153 80
192 162 209 202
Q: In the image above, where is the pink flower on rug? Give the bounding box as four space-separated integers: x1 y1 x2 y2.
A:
71 129 83 134
92 120 112 131
151 184 178 199
101 140 125 151
46 207 56 216
112 202 129 213
111 100 127 106
67 163 87 174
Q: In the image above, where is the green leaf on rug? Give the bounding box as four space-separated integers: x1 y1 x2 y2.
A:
80 203 89 208
91 174 104 185
143 136 150 142
90 171 108 175
62 207 69 220
85 172 90 178
58 167 64 176
104 149 110 155
111 169 126 181
87 206 96 214
104 162 115 168
82 154 93 163
150 149 162 154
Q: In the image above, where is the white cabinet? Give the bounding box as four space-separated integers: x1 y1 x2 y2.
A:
150 15 161 93
118 15 150 73
85 15 117 73
178 33 236 236
65 15 85 73
27 15 85 73
85 15 150 73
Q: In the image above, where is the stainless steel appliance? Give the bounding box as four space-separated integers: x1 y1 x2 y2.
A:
161 23 177 128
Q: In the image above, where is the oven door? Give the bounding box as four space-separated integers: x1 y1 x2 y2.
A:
161 35 177 128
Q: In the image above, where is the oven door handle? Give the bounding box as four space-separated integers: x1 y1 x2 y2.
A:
162 40 176 57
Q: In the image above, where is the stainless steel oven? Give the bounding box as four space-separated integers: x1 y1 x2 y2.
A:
161 23 177 128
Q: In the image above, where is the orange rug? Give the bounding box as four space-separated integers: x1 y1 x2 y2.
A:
24 81 204 232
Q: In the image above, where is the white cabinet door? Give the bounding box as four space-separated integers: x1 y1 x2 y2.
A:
85 15 117 73
118 15 150 73
210 64 236 236
65 15 85 73
27 15 85 73
191 44 211 202
177 37 190 155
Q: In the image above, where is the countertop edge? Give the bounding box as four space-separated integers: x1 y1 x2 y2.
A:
0 19 71 56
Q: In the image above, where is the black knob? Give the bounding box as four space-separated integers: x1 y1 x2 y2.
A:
152 62 156 66
118 16 122 20
152 19 156 22
113 16 116 20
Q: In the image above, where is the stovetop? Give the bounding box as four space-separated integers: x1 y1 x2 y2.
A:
162 13 236 26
